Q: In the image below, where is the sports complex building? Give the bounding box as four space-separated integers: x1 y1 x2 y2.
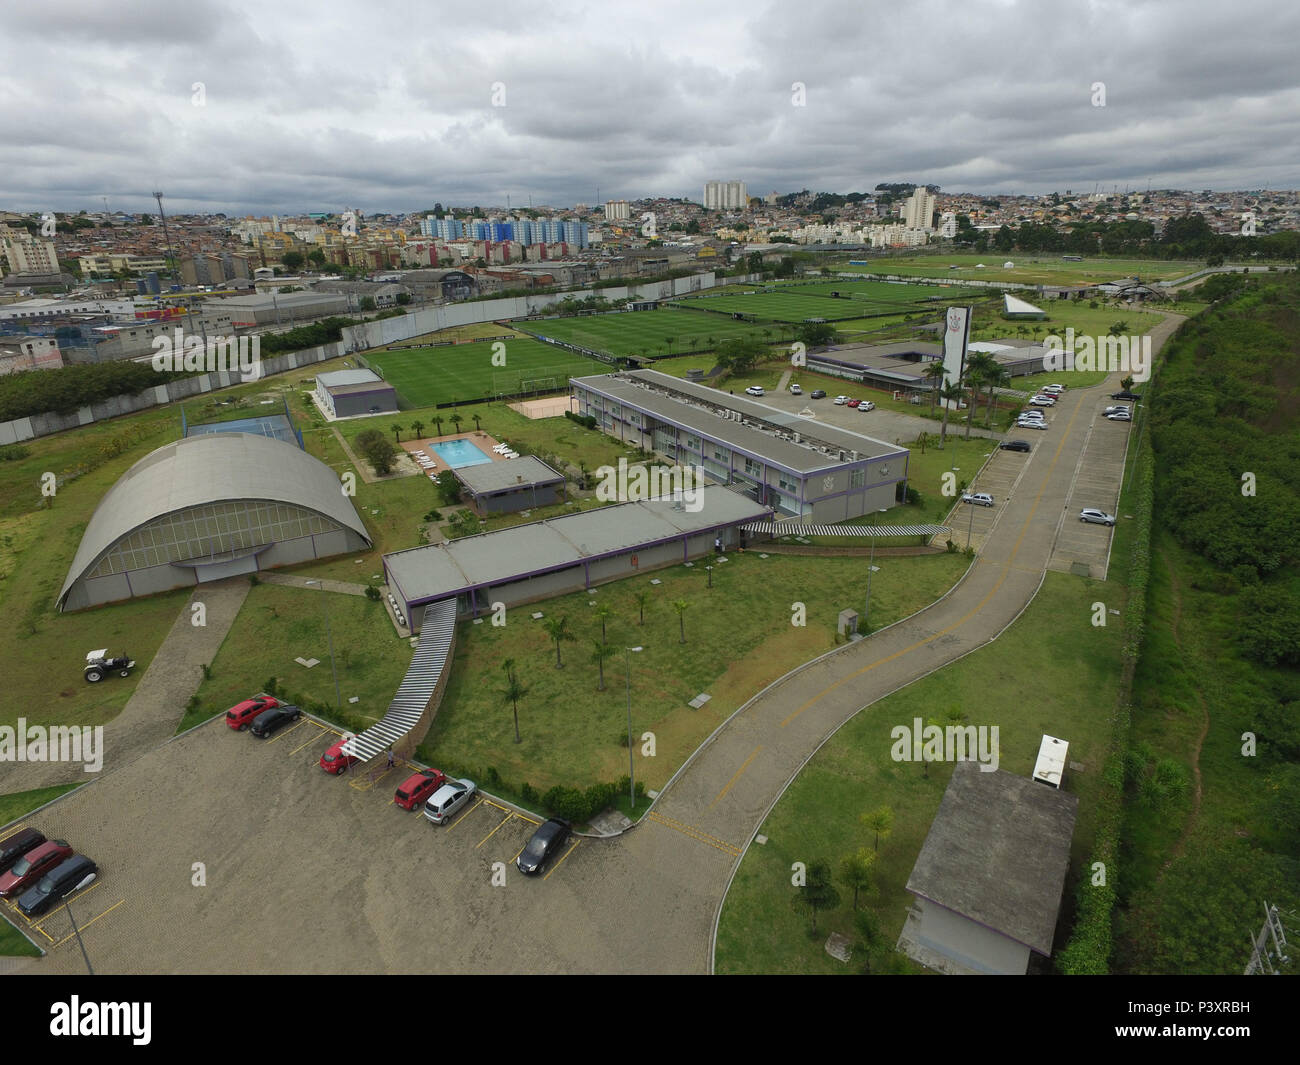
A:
58 432 372 611
569 369 908 521
384 484 769 632
805 340 1050 393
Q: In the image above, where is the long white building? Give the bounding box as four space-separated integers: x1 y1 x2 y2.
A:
703 180 749 210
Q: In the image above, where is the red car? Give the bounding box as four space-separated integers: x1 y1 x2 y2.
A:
320 738 360 775
0 839 73 898
846 399 861 408
226 695 279 731
394 769 446 810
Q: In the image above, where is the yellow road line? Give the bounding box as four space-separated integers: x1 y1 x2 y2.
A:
779 397 1089 729
264 718 310 745
289 729 326 755
0 825 30 844
543 840 579 880
476 812 514 850
710 746 762 808
647 812 741 857
53 899 124 948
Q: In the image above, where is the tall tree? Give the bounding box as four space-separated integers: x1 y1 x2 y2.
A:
938 381 965 448
839 848 876 910
633 588 650 626
860 806 894 851
449 412 464 434
499 672 529 743
593 603 613 643
923 361 947 414
543 615 575 668
671 598 690 644
590 639 616 691
791 860 840 934
411 420 424 440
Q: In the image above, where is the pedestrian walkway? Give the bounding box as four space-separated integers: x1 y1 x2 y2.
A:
257 572 369 595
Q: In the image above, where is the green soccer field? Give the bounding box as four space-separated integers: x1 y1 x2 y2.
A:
366 337 607 407
771 278 971 303
517 308 775 358
670 289 918 323
836 254 1204 286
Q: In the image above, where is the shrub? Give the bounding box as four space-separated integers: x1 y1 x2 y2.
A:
364 584 381 601
520 782 538 804
264 677 279 697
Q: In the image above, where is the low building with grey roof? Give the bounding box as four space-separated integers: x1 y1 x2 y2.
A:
453 455 566 515
384 483 769 631
570 369 908 521
314 368 397 418
898 762 1079 975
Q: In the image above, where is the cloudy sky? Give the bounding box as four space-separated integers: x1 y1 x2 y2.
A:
2 0 1297 216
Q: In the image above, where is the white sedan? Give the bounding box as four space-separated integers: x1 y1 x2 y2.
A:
834 395 850 405
857 401 875 412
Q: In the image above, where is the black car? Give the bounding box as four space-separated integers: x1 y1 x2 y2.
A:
809 390 827 399
517 818 571 876
999 440 1031 452
250 704 303 738
17 854 98 917
0 828 46 875
1111 390 1142 401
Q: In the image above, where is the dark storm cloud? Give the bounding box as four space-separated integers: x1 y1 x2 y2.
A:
0 0 1295 215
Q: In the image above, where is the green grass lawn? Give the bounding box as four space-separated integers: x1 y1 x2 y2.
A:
773 278 979 304
517 308 774 359
184 582 412 734
420 550 969 797
714 570 1125 974
366 337 605 408
838 254 1205 286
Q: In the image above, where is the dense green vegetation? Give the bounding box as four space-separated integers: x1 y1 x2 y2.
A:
1112 272 1300 973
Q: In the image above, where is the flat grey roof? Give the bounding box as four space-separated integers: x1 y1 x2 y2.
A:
318 369 382 387
905 763 1079 955
453 455 564 495
215 291 347 309
385 484 769 606
572 370 904 473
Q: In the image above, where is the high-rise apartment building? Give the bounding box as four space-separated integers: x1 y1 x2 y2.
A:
703 180 749 210
1 225 60 275
901 188 936 230
603 200 631 221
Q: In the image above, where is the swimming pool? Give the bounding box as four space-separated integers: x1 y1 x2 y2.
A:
429 438 493 469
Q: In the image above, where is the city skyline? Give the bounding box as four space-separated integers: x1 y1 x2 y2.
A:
2 0 1298 216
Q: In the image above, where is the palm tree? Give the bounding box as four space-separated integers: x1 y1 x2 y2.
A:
449 412 464 435
859 806 894 851
923 361 946 414
391 423 402 443
472 414 482 432
633 588 650 626
432 414 444 437
664 335 675 355
985 365 1010 424
593 603 612 643
542 615 575 668
501 657 516 684
411 420 424 440
591 639 616 691
672 598 690 644
499 673 529 743
938 381 965 448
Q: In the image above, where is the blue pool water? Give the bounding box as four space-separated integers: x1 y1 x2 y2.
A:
430 438 493 468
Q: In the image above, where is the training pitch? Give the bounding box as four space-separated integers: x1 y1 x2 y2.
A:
516 307 773 359
365 337 606 407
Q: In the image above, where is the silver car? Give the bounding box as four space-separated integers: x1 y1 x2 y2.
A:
1079 508 1116 526
424 778 477 824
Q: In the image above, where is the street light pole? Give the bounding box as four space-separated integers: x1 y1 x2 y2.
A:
625 646 642 812
967 493 977 550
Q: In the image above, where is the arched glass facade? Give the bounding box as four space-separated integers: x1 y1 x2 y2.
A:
86 500 336 578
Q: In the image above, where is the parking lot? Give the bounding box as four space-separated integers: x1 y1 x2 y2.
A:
742 383 944 447
1050 401 1133 580
8 712 720 974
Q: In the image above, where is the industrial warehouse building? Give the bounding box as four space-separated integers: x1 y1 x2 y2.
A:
314 368 398 418
58 433 372 611
384 484 769 631
453 455 566 516
570 370 908 521
897 762 1079 975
